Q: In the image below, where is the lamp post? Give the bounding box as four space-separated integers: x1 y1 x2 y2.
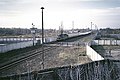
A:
41 7 44 69
41 7 44 44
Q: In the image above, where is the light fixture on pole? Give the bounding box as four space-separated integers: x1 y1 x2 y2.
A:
41 7 44 69
41 7 44 44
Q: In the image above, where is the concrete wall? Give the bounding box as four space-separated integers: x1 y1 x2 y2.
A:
0 38 33 42
91 40 120 45
0 41 37 53
0 37 57 43
86 45 104 61
0 37 57 53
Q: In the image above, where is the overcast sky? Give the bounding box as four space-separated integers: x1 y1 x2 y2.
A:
0 0 120 29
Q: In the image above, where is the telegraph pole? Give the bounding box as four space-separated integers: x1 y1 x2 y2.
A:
41 7 44 69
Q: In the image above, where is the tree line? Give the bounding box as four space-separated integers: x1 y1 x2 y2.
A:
100 28 120 34
0 28 56 36
0 28 31 36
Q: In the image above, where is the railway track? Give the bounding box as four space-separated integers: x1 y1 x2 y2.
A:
0 46 57 70
0 33 96 69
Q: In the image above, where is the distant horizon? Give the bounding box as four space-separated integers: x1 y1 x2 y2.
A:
0 0 120 29
0 26 120 30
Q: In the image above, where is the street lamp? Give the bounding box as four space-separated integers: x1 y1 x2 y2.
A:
41 7 44 44
41 7 44 69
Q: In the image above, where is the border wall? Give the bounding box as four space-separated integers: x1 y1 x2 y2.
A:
0 37 56 53
0 59 120 80
91 40 120 45
0 41 37 53
86 45 104 61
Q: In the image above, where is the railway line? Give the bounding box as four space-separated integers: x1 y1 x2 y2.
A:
0 32 97 77
0 33 96 70
0 46 57 70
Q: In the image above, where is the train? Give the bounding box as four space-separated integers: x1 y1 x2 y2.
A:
57 31 92 40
